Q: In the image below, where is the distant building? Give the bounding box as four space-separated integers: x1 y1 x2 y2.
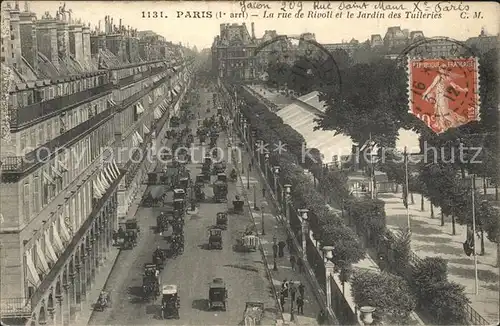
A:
211 23 258 81
465 28 499 54
0 2 191 325
323 39 360 55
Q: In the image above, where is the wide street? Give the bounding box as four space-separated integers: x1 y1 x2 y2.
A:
88 84 276 325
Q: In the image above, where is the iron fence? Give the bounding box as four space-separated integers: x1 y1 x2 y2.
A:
0 298 32 318
329 276 358 325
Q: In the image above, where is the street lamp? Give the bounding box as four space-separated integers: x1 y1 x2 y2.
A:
298 209 309 262
273 166 280 194
273 234 278 271
322 245 335 311
261 201 266 235
264 152 270 181
284 184 291 221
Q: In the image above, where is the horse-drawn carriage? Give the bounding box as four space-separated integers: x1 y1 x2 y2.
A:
178 177 190 192
208 278 227 311
243 302 264 326
143 263 160 301
152 248 167 270
161 285 180 319
236 233 258 252
173 188 186 200
233 197 244 214
142 185 165 207
157 212 170 234
195 183 205 201
213 162 226 175
216 212 228 230
213 174 228 203
94 291 111 311
208 227 223 250
170 233 184 256
117 219 140 249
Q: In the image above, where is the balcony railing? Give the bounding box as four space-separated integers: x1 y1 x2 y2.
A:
11 83 114 128
116 66 166 88
1 108 113 173
0 298 32 318
30 170 124 308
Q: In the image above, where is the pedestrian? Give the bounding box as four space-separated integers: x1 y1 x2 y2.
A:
278 240 286 257
286 236 293 253
297 256 303 273
298 282 305 298
296 296 304 315
112 230 117 245
262 187 266 198
248 162 252 172
290 255 296 271
251 156 255 167
279 292 285 311
272 243 278 258
281 279 289 298
290 282 297 302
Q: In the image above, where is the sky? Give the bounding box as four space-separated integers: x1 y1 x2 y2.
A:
22 1 500 49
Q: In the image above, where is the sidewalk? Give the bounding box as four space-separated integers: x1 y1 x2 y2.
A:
344 172 499 323
381 187 499 324
76 156 161 325
234 148 321 326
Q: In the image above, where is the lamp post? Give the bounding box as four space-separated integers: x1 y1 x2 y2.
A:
256 139 262 167
298 208 309 262
264 152 270 182
273 166 280 194
284 184 291 222
322 245 335 311
261 201 266 235
273 234 278 271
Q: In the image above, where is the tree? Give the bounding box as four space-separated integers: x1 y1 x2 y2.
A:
351 270 416 324
330 49 351 70
412 257 470 325
318 223 365 267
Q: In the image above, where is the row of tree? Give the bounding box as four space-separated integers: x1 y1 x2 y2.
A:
266 49 500 252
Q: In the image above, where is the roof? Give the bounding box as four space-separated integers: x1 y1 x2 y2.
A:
276 98 353 163
210 278 225 287
162 284 178 294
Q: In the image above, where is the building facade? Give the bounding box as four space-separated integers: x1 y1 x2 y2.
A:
0 2 193 325
211 23 258 81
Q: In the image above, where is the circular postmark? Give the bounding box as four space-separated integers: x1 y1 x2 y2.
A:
398 37 480 134
253 36 342 98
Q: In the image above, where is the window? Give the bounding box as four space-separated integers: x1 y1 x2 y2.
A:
23 182 30 222
37 126 43 146
33 175 40 213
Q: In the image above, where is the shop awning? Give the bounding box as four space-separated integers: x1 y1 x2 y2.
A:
135 131 144 144
93 180 103 199
35 239 50 274
99 171 110 189
154 107 161 119
159 104 166 113
104 164 115 183
59 212 71 243
51 221 64 253
107 98 116 106
112 159 121 177
25 249 41 286
135 103 144 115
44 229 58 263
107 163 117 179
95 175 107 194
144 124 150 134
132 132 140 147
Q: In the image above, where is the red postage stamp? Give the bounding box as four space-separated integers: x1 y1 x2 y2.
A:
408 57 480 134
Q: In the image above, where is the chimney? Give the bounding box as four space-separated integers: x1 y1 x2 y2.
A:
69 22 84 63
19 10 38 72
36 19 59 69
98 20 101 33
119 19 122 31
251 22 255 39
56 19 70 60
82 23 91 62
9 5 23 72
110 18 113 32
